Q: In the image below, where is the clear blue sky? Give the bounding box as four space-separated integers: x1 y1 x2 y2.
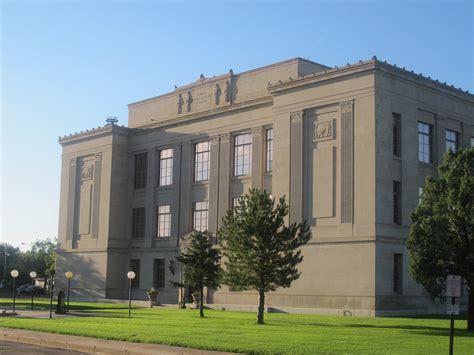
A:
1 0 473 247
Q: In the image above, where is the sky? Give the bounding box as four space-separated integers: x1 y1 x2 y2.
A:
1 0 473 248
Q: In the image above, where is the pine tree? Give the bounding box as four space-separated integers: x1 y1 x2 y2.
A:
176 231 221 318
407 147 474 331
219 189 311 324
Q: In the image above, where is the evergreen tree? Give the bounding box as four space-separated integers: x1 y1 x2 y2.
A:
176 231 221 317
407 148 474 331
219 189 311 324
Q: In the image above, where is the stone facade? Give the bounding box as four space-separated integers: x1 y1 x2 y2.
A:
56 57 474 316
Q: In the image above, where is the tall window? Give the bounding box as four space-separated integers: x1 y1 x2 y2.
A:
418 122 433 163
157 205 171 237
159 148 173 186
393 181 401 225
471 137 474 147
265 128 273 172
445 130 459 153
153 259 165 288
393 253 403 294
192 201 208 232
130 259 140 289
234 133 252 176
133 152 147 189
194 141 210 181
132 207 146 239
392 113 401 158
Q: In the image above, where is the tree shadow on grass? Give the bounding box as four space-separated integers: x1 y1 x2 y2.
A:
345 324 474 337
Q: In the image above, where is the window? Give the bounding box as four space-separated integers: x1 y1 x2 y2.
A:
153 259 165 289
471 137 474 147
130 259 140 289
232 197 241 208
445 129 459 153
393 253 403 294
157 205 171 237
418 122 433 163
159 148 173 186
234 133 252 176
194 141 210 181
418 186 424 204
192 201 208 232
393 181 401 225
392 113 401 158
265 128 273 172
133 153 147 189
132 207 146 239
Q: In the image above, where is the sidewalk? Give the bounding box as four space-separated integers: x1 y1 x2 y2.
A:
0 328 235 354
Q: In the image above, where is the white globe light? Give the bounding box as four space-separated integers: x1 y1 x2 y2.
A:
65 271 74 279
30 271 37 278
127 271 136 279
10 270 19 278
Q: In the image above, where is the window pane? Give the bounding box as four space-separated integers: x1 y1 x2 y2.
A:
159 148 173 186
157 204 171 237
134 153 147 189
234 133 252 176
418 122 433 163
192 201 208 231
132 207 145 239
153 259 165 288
194 141 210 182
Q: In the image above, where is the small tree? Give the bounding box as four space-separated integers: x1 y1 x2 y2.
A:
176 231 221 317
219 189 311 324
407 148 474 331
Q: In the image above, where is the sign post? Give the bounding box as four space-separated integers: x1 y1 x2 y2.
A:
446 275 462 355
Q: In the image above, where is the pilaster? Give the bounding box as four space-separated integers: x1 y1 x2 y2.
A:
171 142 182 239
179 141 192 235
208 135 220 234
91 153 102 239
217 133 231 229
290 111 304 224
251 127 264 189
340 100 354 224
66 158 77 248
144 147 155 248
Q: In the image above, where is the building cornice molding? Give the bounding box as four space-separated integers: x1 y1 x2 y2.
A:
268 58 474 104
59 125 130 146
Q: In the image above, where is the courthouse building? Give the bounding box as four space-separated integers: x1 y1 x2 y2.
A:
56 57 474 315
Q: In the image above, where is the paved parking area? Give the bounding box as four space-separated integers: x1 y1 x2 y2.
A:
0 340 86 354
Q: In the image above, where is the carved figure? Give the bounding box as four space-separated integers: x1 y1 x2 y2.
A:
177 93 184 114
186 91 193 112
224 80 232 103
214 84 221 105
314 121 333 141
81 165 93 180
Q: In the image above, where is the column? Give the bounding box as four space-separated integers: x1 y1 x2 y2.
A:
208 135 220 235
340 100 354 224
289 111 303 224
217 133 231 230
251 127 264 189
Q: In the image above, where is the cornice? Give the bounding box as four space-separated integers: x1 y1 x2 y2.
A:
59 124 131 146
268 57 473 104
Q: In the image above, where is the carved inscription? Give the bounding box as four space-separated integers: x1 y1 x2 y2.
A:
313 120 334 142
81 165 93 180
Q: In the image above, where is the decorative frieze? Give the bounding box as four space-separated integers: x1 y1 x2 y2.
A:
290 110 303 123
220 133 231 144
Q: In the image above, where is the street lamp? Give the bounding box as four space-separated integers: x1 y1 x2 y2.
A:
10 270 19 313
127 271 136 317
29 271 37 310
65 271 73 313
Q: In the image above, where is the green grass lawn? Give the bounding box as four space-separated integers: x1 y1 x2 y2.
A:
0 299 473 354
